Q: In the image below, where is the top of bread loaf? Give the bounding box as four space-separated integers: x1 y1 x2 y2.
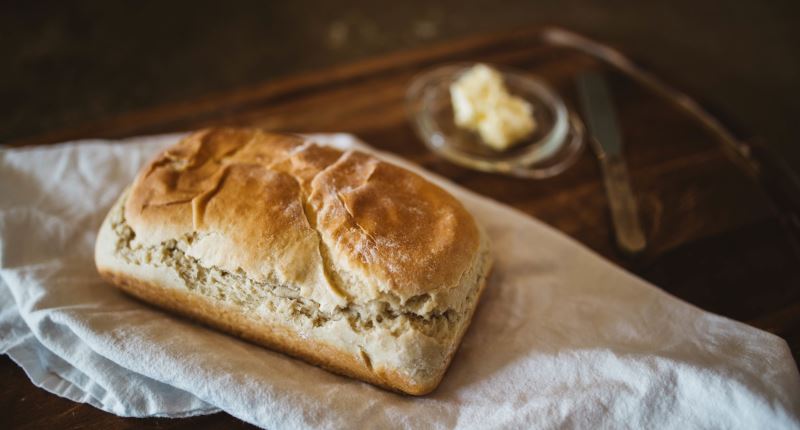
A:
124 128 482 314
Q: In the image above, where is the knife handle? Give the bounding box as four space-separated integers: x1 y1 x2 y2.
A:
597 151 647 254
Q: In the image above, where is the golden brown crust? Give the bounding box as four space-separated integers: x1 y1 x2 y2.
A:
98 266 489 396
124 128 481 307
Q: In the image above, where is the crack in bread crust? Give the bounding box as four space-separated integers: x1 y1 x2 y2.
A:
111 199 469 340
125 129 483 303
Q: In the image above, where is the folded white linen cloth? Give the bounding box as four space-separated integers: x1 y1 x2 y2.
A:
0 133 798 429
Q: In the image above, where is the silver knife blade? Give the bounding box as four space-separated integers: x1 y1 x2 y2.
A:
578 72 622 157
577 72 647 254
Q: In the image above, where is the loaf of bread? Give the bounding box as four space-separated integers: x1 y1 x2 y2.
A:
95 128 492 395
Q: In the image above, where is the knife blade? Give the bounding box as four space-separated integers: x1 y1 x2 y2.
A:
577 72 647 254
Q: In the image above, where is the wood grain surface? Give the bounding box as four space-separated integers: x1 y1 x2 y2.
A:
4 27 799 429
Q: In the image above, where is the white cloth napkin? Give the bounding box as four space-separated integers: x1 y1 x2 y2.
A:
1 133 798 429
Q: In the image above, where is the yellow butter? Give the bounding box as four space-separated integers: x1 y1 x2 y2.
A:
450 64 536 150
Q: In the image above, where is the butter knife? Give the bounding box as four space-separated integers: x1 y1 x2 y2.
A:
577 72 647 254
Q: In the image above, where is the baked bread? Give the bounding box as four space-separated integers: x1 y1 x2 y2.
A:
95 128 492 395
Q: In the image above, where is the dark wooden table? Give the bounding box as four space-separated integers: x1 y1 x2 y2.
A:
4 27 800 429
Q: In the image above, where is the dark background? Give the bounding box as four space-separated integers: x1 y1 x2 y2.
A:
2 0 799 175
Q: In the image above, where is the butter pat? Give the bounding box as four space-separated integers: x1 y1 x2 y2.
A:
450 64 536 150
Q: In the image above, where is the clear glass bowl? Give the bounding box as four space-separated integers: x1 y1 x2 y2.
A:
406 64 585 178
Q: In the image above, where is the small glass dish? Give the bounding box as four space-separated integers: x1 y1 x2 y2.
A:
406 64 585 178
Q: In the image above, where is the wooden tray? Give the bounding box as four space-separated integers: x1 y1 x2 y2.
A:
5 26 799 429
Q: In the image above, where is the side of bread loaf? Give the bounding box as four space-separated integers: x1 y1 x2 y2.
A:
95 129 492 395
